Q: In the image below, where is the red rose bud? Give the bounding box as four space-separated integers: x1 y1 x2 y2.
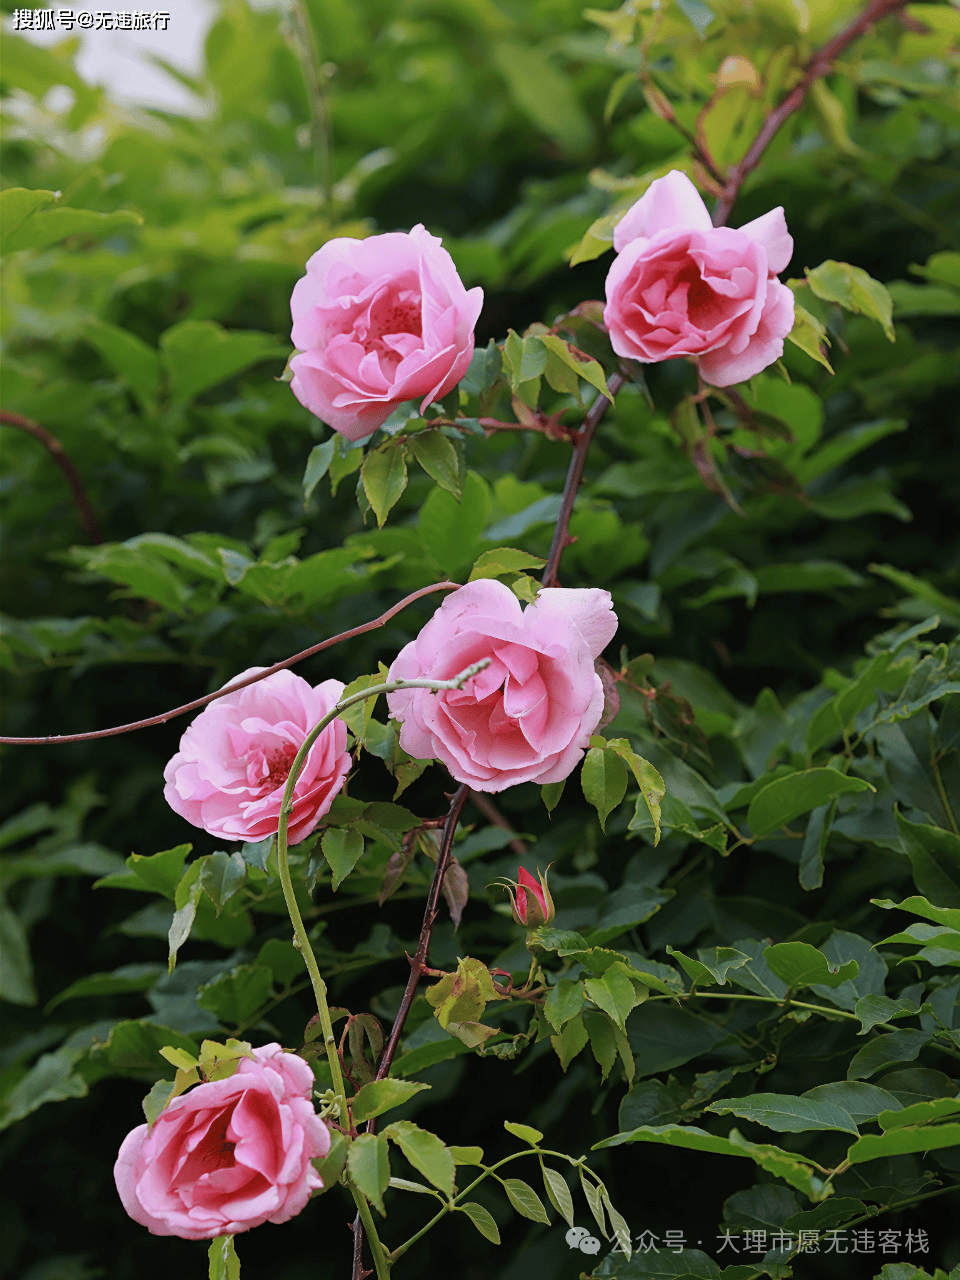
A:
506 865 554 931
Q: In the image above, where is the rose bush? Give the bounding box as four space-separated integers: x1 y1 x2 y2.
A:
163 668 350 845
603 169 795 386
386 581 617 791
114 1045 330 1240
288 224 484 440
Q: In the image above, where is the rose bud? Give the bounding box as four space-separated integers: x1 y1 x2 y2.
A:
504 865 555 931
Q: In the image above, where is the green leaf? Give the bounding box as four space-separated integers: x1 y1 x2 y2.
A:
0 187 58 254
409 432 461 497
595 1125 829 1200
448 1145 484 1165
168 873 203 973
705 1093 858 1134
99 844 191 898
347 1132 391 1215
87 322 162 412
846 1120 960 1164
503 1120 543 1146
763 941 859 990
806 260 896 342
419 470 491 577
550 1012 589 1071
352 1078 431 1124
208 1235 240 1280
302 440 336 505
383 1120 455 1197
311 1129 349 1196
490 42 592 152
579 1169 609 1238
503 1177 550 1224
585 962 643 1029
894 811 960 908
542 1165 575 1227
600 1188 634 1258
542 781 565 815
786 303 834 372
0 1045 88 1131
784 1196 867 1233
584 1009 618 1080
666 946 749 988
468 547 546 581
142 1078 176 1128
746 768 874 838
853 993 923 1035
881 1096 960 1128
873 896 960 931
362 441 409 528
43 962 161 1015
606 739 665 844
199 851 246 914
3 203 142 254
847 1030 931 1080
322 827 365 891
544 978 585 1032
160 320 287 405
458 1201 500 1244
581 745 628 831
196 966 274 1027
0 899 36 1006
538 333 613 403
800 1082 902 1124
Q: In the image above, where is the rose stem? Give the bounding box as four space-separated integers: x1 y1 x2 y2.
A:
0 581 462 745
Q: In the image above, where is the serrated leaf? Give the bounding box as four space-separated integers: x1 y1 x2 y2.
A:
806 260 895 342
347 1132 391 1215
504 1120 543 1146
550 1012 589 1071
458 1201 500 1243
538 333 613 402
705 1093 859 1134
763 941 859 990
846 1121 960 1164
542 1165 575 1227
383 1120 455 1197
322 827 365 891
469 547 546 581
303 440 336 505
581 745 628 831
666 946 749 988
409 432 461 497
4 203 142 254
544 978 585 1031
606 740 664 844
747 768 873 838
541 780 565 815
142 1078 176 1128
352 1079 431 1124
503 1177 550 1223
584 962 642 1029
362 441 408 527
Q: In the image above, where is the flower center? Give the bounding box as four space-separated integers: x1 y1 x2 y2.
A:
262 744 297 793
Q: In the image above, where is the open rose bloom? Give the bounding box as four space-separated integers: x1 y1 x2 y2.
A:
604 170 794 386
163 668 350 845
115 1045 330 1240
289 224 484 440
386 581 617 792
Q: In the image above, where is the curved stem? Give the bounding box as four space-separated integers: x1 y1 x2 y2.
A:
712 0 910 226
644 990 882 1027
0 409 101 543
0 581 461 745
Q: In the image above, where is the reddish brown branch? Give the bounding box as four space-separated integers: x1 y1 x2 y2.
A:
1 410 102 543
712 0 910 227
468 789 529 858
0 581 460 745
540 374 625 588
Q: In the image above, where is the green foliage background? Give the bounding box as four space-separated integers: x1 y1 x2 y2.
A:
1 1 959 1279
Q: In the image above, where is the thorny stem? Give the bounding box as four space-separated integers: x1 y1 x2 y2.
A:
0 410 102 543
712 0 911 226
541 375 624 588
0 581 461 745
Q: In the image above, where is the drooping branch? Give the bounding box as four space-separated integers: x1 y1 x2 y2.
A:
0 581 460 745
540 374 624 588
712 0 910 226
1 410 102 544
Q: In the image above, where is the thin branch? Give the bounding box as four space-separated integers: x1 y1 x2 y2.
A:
0 581 460 745
467 789 528 858
1 410 102 543
712 0 911 226
540 375 624 588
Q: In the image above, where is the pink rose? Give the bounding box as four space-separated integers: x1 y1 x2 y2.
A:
386 580 617 792
114 1044 331 1240
289 224 484 441
163 668 350 845
603 170 795 387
